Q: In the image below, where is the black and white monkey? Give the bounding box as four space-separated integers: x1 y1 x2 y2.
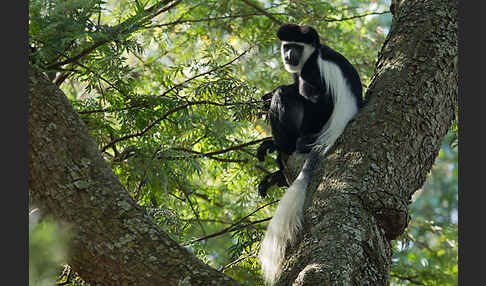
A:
258 24 364 285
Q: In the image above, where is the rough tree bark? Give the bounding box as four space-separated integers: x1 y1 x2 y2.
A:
279 0 457 285
28 0 457 285
28 65 241 285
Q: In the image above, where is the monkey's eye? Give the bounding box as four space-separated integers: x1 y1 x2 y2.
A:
283 44 303 53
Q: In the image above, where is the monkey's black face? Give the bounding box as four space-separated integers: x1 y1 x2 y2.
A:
282 43 303 66
280 41 315 73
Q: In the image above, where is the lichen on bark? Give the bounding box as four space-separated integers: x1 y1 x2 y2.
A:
276 0 457 284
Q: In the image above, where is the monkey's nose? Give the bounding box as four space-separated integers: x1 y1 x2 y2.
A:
285 55 298 66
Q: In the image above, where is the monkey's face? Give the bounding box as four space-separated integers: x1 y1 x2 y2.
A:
280 41 315 74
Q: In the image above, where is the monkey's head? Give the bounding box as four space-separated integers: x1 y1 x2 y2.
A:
277 24 319 74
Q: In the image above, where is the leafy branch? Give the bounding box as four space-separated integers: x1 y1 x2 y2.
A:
43 0 183 70
148 12 286 28
100 49 252 152
159 138 271 163
186 200 277 245
240 0 283 25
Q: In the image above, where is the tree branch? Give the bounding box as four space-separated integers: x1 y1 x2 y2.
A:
188 201 277 245
324 11 390 22
44 0 182 70
162 147 250 163
148 12 286 28
220 251 257 272
178 185 207 236
275 0 457 284
157 138 269 163
100 100 257 152
28 64 241 286
239 0 283 25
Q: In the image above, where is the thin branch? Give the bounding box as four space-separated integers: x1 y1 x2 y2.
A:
188 217 272 245
178 185 207 236
101 100 236 152
36 39 126 94
325 11 390 22
54 72 72 86
148 0 183 20
165 148 249 163
44 0 181 70
255 164 272 175
202 138 270 157
192 192 225 211
240 0 283 25
159 48 251 99
220 251 257 272
159 138 270 163
78 95 261 115
148 12 285 28
143 0 173 13
168 191 186 202
78 48 253 115
74 61 125 95
45 38 111 70
78 98 253 115
187 201 277 245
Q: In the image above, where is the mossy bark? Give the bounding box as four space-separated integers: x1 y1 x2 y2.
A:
28 65 241 286
279 0 457 285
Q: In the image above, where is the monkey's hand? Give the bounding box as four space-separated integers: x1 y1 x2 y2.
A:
258 170 289 197
257 139 277 162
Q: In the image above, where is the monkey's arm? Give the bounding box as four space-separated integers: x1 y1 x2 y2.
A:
256 139 278 162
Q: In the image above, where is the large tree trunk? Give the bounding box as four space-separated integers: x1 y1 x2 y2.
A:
278 0 457 285
28 65 241 286
28 0 457 284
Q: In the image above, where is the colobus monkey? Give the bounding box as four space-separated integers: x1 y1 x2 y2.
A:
258 24 364 285
256 79 334 197
256 84 304 197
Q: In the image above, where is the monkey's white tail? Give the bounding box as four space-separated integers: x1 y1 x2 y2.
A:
258 151 319 285
259 52 361 285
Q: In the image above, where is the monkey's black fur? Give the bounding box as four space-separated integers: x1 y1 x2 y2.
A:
256 24 364 197
277 24 320 45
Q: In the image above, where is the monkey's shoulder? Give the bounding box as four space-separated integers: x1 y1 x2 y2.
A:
318 45 351 64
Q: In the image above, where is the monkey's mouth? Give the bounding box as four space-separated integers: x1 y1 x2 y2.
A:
284 57 299 66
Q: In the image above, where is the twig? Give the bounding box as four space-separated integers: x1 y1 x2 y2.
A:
240 0 283 25
178 185 207 236
220 251 257 272
197 138 270 157
148 12 285 28
186 201 277 245
159 48 251 99
101 101 234 152
161 139 270 162
54 72 72 86
44 0 181 70
325 11 390 22
158 138 270 163
165 150 249 163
